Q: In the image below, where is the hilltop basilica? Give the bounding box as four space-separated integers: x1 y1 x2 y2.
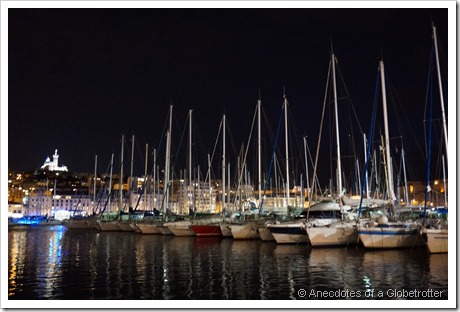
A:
41 149 68 172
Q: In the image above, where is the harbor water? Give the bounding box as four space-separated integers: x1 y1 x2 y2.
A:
7 225 448 305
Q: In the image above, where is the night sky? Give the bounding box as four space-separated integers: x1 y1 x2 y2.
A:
7 5 450 186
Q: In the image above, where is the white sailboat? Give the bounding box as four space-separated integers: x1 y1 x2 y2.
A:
266 94 309 244
421 23 448 253
305 50 358 247
357 60 423 249
97 151 122 231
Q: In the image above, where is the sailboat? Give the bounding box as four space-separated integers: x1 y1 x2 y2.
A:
223 113 261 240
266 94 309 244
117 135 137 232
65 155 99 230
96 150 122 232
135 147 164 234
420 23 448 253
97 136 127 232
166 110 196 237
357 60 423 249
305 50 359 247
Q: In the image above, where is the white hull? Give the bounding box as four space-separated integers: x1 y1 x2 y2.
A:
229 223 260 240
167 226 196 237
118 222 135 232
97 221 121 231
271 232 309 244
258 226 275 241
165 221 195 237
422 228 448 253
129 223 142 233
307 223 358 247
136 223 161 234
220 223 233 237
157 225 173 235
268 223 309 244
358 224 424 249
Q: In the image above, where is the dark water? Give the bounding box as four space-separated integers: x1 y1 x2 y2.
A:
8 225 448 301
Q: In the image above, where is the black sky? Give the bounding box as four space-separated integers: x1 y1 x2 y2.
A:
8 7 449 185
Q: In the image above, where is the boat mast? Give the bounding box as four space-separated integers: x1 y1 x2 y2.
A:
222 114 226 213
257 95 262 204
432 23 448 165
303 136 311 207
379 60 397 205
93 155 97 212
119 134 124 212
331 51 343 200
401 147 409 205
363 134 370 198
207 154 212 212
165 105 173 215
442 155 447 207
144 144 148 211
188 109 193 212
108 153 114 213
153 148 156 211
130 135 135 194
283 92 290 207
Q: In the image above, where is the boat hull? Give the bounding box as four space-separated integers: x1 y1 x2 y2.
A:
129 223 142 233
157 225 173 235
97 221 121 231
258 226 275 241
136 223 161 234
307 224 358 247
165 221 195 237
65 219 92 230
220 223 233 237
229 223 260 240
357 225 424 249
192 225 223 237
422 228 448 253
268 223 309 244
118 222 135 232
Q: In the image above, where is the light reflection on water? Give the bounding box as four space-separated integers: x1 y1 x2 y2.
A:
8 226 448 300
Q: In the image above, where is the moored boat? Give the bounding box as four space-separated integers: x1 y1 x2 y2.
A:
421 227 448 253
307 222 358 247
258 224 275 241
136 223 162 234
191 216 224 237
157 224 173 235
165 221 196 236
117 221 135 232
64 218 93 230
357 216 424 249
96 220 121 231
192 224 222 237
267 221 308 244
229 222 260 240
421 218 448 253
219 222 233 237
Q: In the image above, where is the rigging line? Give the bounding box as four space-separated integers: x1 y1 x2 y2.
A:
309 59 332 212
424 52 434 222
235 103 258 195
211 120 223 177
336 64 364 135
259 104 284 212
358 68 380 219
170 111 189 170
207 118 223 183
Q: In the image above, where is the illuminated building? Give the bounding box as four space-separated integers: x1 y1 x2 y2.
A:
41 149 68 172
